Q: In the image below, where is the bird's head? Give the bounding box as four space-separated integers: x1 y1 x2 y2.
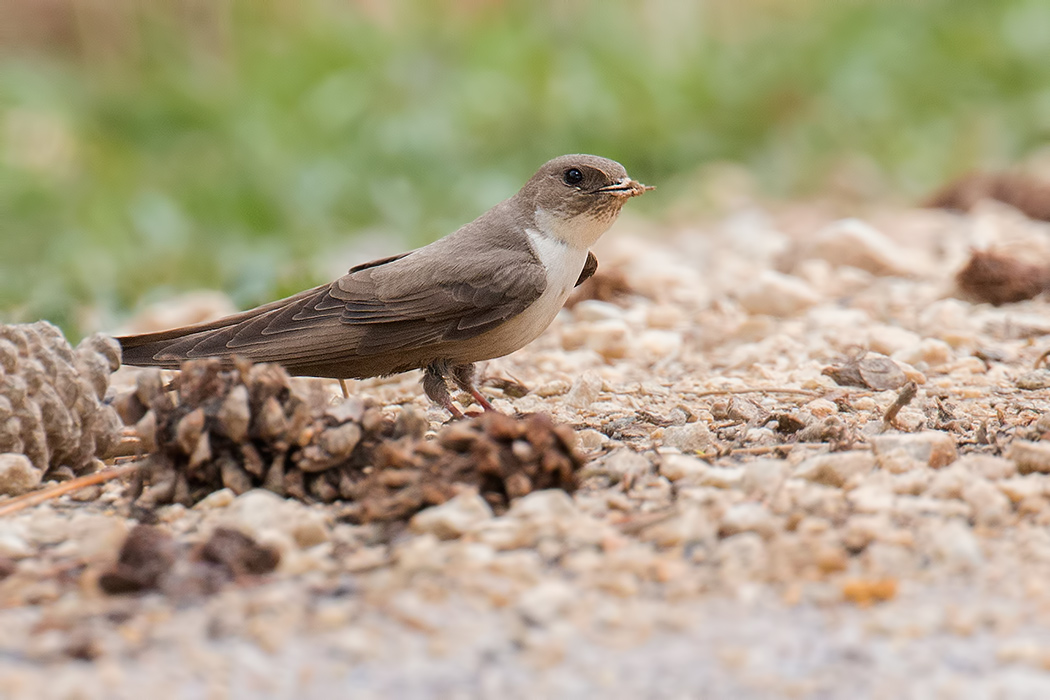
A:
519 154 653 248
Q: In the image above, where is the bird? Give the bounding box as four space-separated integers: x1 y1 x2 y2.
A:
118 154 652 417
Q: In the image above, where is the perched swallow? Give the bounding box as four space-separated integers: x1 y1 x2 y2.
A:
119 154 652 417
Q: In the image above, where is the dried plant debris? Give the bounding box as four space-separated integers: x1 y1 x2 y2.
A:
98 525 279 597
119 359 585 521
481 376 531 399
338 411 583 523
822 350 907 391
926 171 1050 222
0 322 122 489
955 249 1050 306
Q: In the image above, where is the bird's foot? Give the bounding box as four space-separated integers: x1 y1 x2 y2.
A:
451 363 500 413
441 398 466 420
468 388 497 412
424 361 466 419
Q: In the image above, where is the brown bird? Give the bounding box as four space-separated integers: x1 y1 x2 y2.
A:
118 154 652 417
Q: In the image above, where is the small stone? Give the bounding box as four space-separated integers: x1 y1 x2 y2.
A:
872 432 957 471
894 495 971 520
516 580 574 627
635 330 682 360
848 485 895 514
700 466 745 489
583 449 650 484
842 514 895 552
661 422 712 453
811 218 915 276
741 459 788 497
956 454 1015 481
194 488 236 511
658 454 707 482
290 514 331 549
0 453 41 495
222 489 329 553
573 300 624 322
535 380 571 398
961 478 1011 527
867 325 922 356
717 532 769 584
646 304 684 329
737 270 820 317
0 528 31 558
575 429 607 451
565 371 603 408
793 452 875 488
923 519 982 572
893 339 954 369
640 505 717 548
997 475 1047 503
890 469 930 496
581 319 632 360
925 465 969 500
409 491 494 540
803 398 838 418
1007 440 1050 474
508 489 578 520
1016 370 1050 390
719 503 778 538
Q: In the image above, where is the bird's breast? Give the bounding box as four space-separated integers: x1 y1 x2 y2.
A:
458 231 588 362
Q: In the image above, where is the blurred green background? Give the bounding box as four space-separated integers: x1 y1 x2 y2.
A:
1 0 1048 339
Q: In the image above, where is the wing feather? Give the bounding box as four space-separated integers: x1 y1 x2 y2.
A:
118 229 548 376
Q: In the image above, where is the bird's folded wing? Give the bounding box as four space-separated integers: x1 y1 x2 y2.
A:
120 245 547 366
575 251 598 287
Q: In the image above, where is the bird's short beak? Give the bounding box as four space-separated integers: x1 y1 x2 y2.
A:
593 178 655 198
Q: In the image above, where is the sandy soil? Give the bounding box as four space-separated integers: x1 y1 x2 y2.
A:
4 197 1050 698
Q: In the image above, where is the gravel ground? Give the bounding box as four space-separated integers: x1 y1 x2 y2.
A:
5 197 1050 698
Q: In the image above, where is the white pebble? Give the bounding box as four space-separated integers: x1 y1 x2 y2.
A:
660 422 713 454
0 453 41 496
572 300 624 322
719 503 778 538
580 319 632 360
565 371 603 409
737 270 820 317
793 451 875 488
811 218 915 276
658 454 708 482
410 491 493 540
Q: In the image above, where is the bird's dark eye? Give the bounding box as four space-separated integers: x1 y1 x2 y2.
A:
563 168 584 185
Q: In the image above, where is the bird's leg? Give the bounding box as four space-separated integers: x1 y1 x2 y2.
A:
338 379 350 399
423 362 464 419
451 363 497 412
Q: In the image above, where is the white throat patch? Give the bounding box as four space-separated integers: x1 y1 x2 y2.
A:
534 206 616 249
526 228 588 302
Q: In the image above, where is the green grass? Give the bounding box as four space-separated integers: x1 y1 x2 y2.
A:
2 0 1048 339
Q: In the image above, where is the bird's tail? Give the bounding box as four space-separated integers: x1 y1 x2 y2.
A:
117 283 330 369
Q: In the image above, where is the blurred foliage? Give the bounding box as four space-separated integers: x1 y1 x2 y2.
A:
1 0 1048 338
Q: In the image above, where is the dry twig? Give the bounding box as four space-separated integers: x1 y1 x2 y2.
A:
0 462 142 518
695 441 869 460
688 387 821 399
881 381 918 431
